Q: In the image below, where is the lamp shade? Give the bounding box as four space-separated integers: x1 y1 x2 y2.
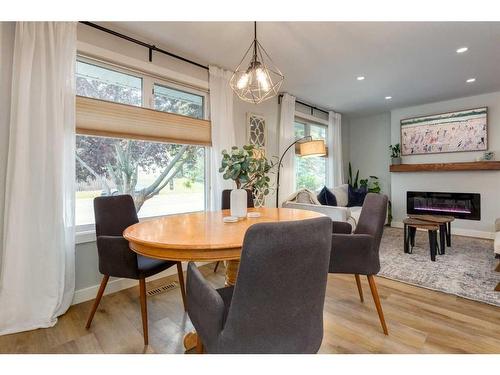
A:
299 139 326 157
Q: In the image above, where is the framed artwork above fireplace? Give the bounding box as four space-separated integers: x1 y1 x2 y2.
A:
401 107 488 156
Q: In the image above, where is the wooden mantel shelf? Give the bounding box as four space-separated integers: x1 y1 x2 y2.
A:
390 161 500 172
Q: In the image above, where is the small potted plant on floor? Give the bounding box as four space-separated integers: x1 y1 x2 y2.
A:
389 143 402 165
219 145 275 217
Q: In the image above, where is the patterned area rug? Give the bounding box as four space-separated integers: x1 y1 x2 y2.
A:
379 227 500 307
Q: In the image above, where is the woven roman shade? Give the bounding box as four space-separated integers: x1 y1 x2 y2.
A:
76 96 211 145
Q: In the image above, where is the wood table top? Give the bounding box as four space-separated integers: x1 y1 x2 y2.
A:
407 214 455 223
123 207 324 262
403 217 441 230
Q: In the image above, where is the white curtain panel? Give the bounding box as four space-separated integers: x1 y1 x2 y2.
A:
328 111 344 187
0 23 16 286
208 65 236 211
0 22 76 335
278 93 296 206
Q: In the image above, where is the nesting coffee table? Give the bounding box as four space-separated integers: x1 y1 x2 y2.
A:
403 215 454 261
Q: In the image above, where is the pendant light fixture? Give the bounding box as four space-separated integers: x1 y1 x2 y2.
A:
230 22 284 104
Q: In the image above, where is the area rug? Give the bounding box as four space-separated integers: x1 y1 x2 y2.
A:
379 227 500 307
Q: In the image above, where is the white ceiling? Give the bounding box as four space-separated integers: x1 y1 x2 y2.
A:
104 22 500 116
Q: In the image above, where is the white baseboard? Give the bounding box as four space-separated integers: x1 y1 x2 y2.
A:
72 261 212 305
391 221 494 240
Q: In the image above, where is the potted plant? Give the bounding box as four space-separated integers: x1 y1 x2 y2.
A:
219 145 274 217
360 175 381 193
389 144 402 165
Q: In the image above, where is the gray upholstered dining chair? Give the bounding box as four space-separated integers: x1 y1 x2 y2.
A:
329 193 389 335
186 217 332 353
213 189 254 273
85 195 187 346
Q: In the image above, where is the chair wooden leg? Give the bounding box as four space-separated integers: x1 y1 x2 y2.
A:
85 275 109 329
367 275 389 335
354 274 364 302
139 278 149 345
177 262 187 311
213 261 220 273
195 334 204 354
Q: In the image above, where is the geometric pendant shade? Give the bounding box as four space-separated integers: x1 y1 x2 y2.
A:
230 22 284 104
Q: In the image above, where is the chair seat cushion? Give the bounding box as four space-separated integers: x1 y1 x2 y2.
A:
216 286 234 323
137 255 176 278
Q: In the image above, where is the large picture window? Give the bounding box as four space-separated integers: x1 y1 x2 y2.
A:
294 120 328 192
75 59 207 228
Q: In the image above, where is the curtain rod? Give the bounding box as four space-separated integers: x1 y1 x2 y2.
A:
278 94 329 116
79 21 209 71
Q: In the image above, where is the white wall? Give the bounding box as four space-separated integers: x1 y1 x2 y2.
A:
390 91 500 236
347 112 391 195
0 22 15 275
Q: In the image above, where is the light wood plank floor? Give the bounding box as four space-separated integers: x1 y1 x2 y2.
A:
1 263 499 354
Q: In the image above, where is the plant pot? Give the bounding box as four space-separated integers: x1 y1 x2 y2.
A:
230 189 248 218
391 157 402 165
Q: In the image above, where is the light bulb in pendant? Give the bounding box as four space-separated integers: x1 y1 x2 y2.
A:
255 67 270 92
237 72 250 89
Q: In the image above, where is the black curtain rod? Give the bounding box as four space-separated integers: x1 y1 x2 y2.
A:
79 21 209 71
278 94 329 116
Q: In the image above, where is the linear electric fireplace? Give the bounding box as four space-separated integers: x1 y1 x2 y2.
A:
407 191 481 220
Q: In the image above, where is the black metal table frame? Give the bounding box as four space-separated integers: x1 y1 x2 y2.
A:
403 222 451 261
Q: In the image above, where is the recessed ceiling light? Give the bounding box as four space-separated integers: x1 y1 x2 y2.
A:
466 78 476 83
385 96 392 100
456 47 468 54
356 76 365 81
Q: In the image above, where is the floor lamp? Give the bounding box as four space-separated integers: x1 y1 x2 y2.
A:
275 136 327 208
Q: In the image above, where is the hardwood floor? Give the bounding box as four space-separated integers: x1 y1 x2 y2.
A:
0 263 499 354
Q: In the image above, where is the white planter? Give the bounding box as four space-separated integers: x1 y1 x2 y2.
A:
230 189 248 218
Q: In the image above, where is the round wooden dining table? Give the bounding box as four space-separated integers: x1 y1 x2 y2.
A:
123 206 324 351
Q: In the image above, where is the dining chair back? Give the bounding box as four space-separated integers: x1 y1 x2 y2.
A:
187 216 332 353
86 194 187 345
329 193 389 335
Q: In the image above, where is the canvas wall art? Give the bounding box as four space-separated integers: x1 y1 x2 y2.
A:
400 107 488 155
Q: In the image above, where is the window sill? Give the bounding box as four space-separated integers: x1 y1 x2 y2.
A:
76 230 97 245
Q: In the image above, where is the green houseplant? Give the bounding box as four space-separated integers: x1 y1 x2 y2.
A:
360 176 381 194
389 143 401 165
219 145 275 215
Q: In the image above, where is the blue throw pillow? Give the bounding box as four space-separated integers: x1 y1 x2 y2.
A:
348 185 368 207
317 186 337 206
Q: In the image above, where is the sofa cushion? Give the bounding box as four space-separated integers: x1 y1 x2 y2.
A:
329 184 349 207
348 206 362 228
317 186 337 206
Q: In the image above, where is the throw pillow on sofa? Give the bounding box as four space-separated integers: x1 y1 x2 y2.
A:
347 185 368 207
284 188 321 205
317 186 337 206
329 184 349 207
